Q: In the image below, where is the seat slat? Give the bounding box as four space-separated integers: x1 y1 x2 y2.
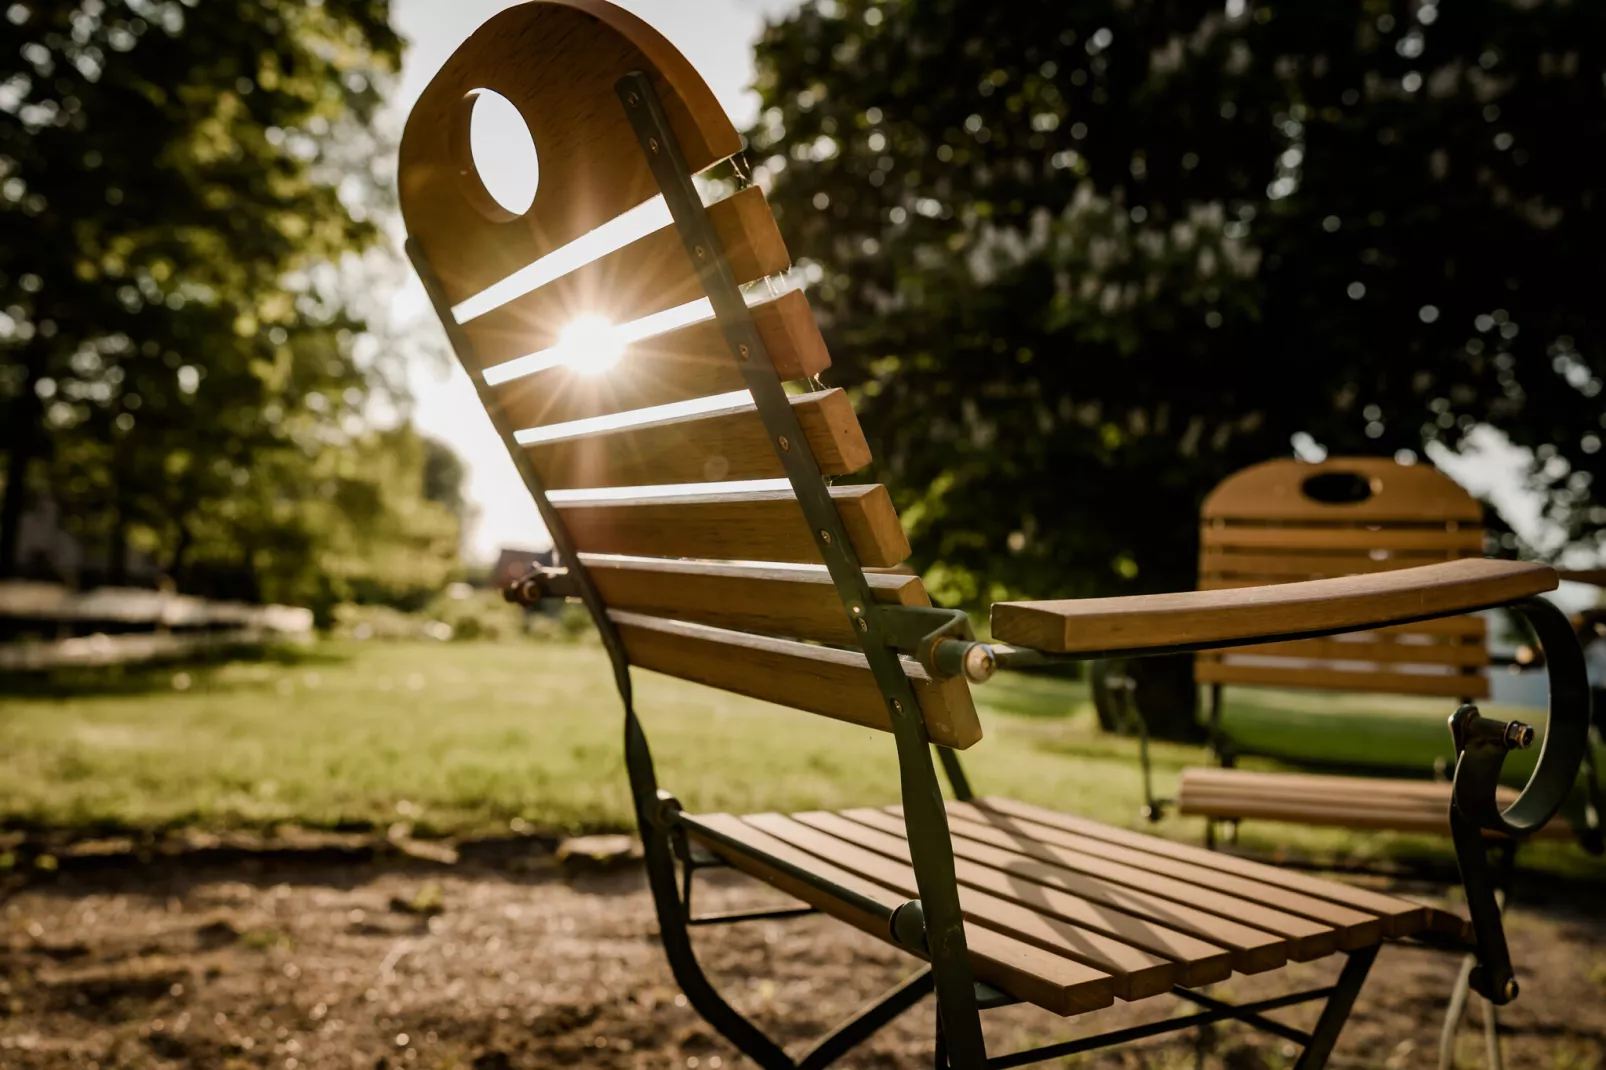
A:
555 484 911 567
581 555 928 645
834 809 1288 973
975 798 1431 931
610 611 980 749
491 290 829 430
938 803 1382 947
743 814 1183 999
685 813 1117 1016
525 388 869 491
461 187 788 370
1202 526 1485 553
791 811 1236 985
921 809 1338 958
1218 636 1488 667
1195 659 1488 699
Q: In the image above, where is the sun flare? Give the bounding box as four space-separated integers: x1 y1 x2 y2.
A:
555 314 625 377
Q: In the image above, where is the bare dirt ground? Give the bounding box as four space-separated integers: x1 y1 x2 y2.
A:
1 844 1603 1069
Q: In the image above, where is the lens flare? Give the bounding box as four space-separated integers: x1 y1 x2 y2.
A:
556 314 624 377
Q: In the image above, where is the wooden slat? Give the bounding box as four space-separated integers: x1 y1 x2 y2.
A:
1181 769 1491 802
1202 525 1485 553
1202 458 1484 524
461 187 788 370
556 484 911 567
1221 636 1488 667
1194 659 1489 699
1201 549 1476 580
792 811 1237 984
990 559 1555 655
1177 796 1576 840
921 809 1339 959
975 798 1430 933
525 388 868 491
835 809 1288 973
399 0 745 304
610 611 980 749
743 814 1183 999
581 555 928 645
939 803 1382 948
685 813 1116 1016
491 290 829 429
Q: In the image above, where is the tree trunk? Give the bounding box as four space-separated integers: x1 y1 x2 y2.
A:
0 344 48 579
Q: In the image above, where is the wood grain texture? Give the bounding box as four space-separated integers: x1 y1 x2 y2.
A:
1202 457 1484 523
927 808 1340 958
580 554 928 645
1216 636 1487 667
1194 658 1489 698
974 798 1434 934
555 483 911 567
461 187 788 369
491 289 829 429
399 0 743 304
989 559 1556 655
1200 525 1485 553
1201 548 1478 580
525 388 869 490
684 813 1117 1016
789 811 1236 985
833 808 1288 973
610 611 981 749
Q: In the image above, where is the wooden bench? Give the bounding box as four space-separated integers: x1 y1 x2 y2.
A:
398 6 1591 1066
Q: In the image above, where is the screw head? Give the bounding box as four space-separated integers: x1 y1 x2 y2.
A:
694 245 707 260
647 137 660 154
778 435 790 452
856 618 869 632
737 344 751 361
625 92 640 107
819 529 832 544
1503 978 1519 1001
891 699 903 713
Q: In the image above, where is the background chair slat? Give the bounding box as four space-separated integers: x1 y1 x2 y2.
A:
490 290 830 430
554 484 911 567
609 611 981 749
1195 659 1489 698
581 554 928 645
524 388 870 490
1201 525 1486 553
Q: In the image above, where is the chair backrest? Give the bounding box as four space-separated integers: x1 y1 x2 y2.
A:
397 1 980 748
1196 457 1491 700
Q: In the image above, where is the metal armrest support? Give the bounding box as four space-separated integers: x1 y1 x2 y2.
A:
1447 596 1592 1005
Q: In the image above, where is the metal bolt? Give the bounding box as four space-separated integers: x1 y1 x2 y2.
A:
1503 978 1519 1001
737 344 751 361
647 137 660 154
819 529 832 544
625 92 640 107
856 618 869 633
891 699 903 713
1504 721 1535 750
778 435 790 452
694 245 707 261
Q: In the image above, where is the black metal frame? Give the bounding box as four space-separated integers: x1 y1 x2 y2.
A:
405 68 1595 1070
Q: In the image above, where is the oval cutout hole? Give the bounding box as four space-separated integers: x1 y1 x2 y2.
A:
464 89 539 219
1301 471 1375 505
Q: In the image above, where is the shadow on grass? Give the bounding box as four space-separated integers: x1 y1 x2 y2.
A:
0 641 352 699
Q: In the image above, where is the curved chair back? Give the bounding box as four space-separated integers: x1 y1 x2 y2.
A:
1197 457 1491 699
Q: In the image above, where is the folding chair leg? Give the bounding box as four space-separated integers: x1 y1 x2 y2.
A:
1439 954 1476 1070
1483 996 1504 1070
1294 944 1378 1070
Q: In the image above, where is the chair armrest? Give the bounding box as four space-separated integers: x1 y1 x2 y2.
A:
1559 568 1606 588
990 558 1557 656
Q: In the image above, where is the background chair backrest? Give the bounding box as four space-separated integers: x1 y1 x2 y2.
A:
397 0 979 748
1196 457 1491 700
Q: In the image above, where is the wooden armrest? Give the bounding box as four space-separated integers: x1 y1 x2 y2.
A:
1559 568 1606 588
990 559 1557 656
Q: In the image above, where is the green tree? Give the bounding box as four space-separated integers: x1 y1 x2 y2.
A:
751 0 1606 612
0 0 404 591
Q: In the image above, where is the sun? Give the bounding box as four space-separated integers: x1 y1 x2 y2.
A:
556 314 625 377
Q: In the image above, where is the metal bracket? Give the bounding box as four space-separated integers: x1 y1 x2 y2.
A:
877 605 998 683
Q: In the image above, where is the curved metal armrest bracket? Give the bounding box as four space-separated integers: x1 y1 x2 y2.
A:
1448 596 1592 1006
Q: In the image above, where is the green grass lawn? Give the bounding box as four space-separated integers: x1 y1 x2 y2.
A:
1 638 1600 876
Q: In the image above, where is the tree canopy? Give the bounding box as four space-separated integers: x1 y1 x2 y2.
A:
751 0 1606 608
0 0 457 613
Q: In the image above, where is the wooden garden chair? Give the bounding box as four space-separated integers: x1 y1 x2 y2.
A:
398 5 1592 1066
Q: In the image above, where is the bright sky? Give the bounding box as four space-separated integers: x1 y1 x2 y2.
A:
389 0 797 562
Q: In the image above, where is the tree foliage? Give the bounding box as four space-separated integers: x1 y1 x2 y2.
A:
751 0 1606 607
0 0 454 610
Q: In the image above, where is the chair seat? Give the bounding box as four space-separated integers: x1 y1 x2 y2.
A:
1177 768 1574 839
681 796 1467 1017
